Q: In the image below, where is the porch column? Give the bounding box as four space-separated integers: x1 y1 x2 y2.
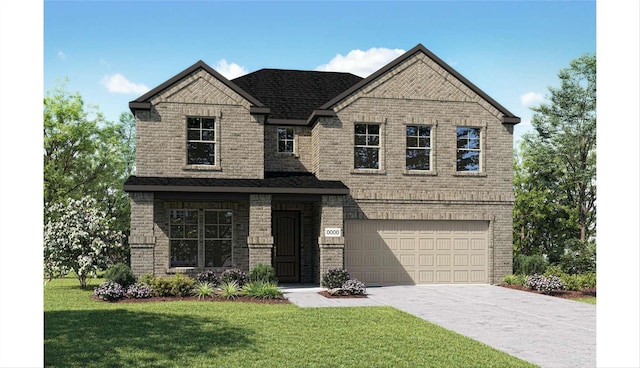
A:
129 192 155 277
318 195 345 283
247 194 274 271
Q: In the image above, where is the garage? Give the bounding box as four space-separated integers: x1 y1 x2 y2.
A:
344 220 489 285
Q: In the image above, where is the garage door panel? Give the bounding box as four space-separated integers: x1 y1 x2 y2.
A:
345 220 488 285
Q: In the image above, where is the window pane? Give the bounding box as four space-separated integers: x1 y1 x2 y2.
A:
205 240 232 267
184 210 198 224
355 124 366 135
170 225 184 238
419 125 430 137
285 128 294 140
205 225 218 238
367 135 379 146
187 117 200 129
418 137 430 148
354 135 367 145
219 211 232 224
467 138 480 149
406 136 418 148
170 240 198 267
285 141 293 152
277 128 286 140
187 130 200 140
406 125 418 136
188 142 215 165
354 147 379 169
170 211 183 224
201 130 215 141
218 225 232 239
278 141 286 152
201 118 214 129
368 124 379 135
185 225 198 238
457 150 480 171
204 211 216 224
406 149 430 170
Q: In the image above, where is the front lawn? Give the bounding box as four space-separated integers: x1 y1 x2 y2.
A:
45 278 537 368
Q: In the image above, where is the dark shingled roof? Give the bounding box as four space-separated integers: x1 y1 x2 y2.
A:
124 172 349 195
232 69 362 120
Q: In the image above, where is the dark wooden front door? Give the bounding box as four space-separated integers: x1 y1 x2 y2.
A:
272 211 300 283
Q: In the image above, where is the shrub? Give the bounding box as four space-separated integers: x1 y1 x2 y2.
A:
104 263 136 287
242 281 282 299
543 264 565 277
321 268 351 289
193 282 216 299
126 283 153 299
513 254 548 275
149 276 173 297
217 280 240 299
220 269 247 287
196 270 219 286
248 264 278 284
578 272 596 289
525 274 565 294
342 279 366 295
502 274 525 286
169 273 195 297
138 273 155 286
94 281 125 301
561 274 582 291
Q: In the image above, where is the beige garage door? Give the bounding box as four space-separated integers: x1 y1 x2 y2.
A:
344 220 489 285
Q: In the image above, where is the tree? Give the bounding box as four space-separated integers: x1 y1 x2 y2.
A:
44 196 124 288
513 54 596 272
44 81 136 264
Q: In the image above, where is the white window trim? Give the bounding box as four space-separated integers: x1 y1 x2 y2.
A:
184 116 222 171
454 125 487 176
276 126 295 155
352 121 386 174
403 123 437 176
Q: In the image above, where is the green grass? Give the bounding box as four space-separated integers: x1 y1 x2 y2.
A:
574 296 596 304
45 277 537 368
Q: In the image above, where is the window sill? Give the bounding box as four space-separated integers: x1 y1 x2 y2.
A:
350 169 386 175
183 164 221 172
167 266 230 274
403 170 438 176
453 171 487 177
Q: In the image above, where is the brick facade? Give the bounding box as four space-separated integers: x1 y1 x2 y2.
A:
126 45 517 284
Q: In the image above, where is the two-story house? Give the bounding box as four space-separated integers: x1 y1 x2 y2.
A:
124 44 520 285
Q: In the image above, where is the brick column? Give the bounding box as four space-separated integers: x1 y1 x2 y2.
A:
318 195 345 282
247 194 274 271
129 192 155 277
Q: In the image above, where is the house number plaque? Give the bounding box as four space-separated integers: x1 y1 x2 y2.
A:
324 228 341 237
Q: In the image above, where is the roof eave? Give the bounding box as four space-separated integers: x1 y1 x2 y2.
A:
123 184 349 195
307 109 337 125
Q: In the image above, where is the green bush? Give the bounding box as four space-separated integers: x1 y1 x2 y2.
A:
149 277 173 297
578 272 596 289
192 282 215 299
321 268 351 289
138 273 155 286
169 273 195 297
248 264 278 284
543 264 565 277
561 274 582 291
513 254 548 275
104 263 135 287
242 281 282 299
502 274 525 286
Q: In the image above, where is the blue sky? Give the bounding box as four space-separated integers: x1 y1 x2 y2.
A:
44 1 596 144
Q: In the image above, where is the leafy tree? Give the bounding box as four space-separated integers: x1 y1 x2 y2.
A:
44 196 124 288
44 81 135 263
513 54 596 272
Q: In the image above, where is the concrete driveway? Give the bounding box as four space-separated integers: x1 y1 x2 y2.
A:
284 284 596 368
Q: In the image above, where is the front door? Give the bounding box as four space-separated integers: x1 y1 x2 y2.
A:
272 211 300 283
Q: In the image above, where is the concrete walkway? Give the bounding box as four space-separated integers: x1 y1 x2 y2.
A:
283 284 596 368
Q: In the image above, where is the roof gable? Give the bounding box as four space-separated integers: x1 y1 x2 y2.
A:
129 60 264 112
321 44 520 124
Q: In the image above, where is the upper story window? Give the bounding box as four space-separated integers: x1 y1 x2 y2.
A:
354 123 380 169
456 127 481 172
406 125 432 170
277 127 294 153
187 117 215 165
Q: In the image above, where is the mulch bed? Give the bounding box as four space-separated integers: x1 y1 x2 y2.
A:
318 291 368 299
498 284 596 299
92 295 290 304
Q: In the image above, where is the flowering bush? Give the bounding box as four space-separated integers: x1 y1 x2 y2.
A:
525 274 565 294
126 283 153 299
220 269 247 287
196 270 220 285
44 196 124 288
341 279 366 295
321 268 351 289
94 281 126 301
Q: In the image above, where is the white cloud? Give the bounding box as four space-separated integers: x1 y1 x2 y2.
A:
100 73 150 95
214 59 248 79
520 91 544 107
57 51 66 60
99 58 111 68
315 47 405 77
